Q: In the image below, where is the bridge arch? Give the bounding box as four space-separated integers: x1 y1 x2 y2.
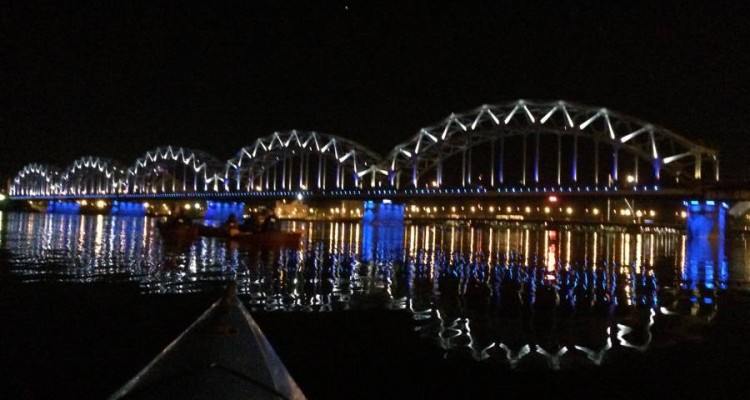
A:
225 130 383 191
127 146 225 194
59 156 127 195
383 100 719 190
10 163 62 196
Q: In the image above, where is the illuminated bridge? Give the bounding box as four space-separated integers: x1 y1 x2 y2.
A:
9 100 721 201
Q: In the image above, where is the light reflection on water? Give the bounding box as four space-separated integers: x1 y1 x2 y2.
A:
0 211 745 369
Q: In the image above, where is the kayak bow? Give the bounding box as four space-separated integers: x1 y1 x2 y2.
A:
109 282 306 399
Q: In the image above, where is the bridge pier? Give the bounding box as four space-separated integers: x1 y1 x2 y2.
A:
205 201 245 222
47 200 80 214
361 200 404 263
111 201 146 216
684 200 728 301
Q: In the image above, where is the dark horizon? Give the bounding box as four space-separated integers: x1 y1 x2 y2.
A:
3 2 749 180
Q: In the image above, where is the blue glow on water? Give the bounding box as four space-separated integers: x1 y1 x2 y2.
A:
361 201 376 262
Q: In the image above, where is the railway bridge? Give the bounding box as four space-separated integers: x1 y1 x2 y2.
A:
6 100 748 227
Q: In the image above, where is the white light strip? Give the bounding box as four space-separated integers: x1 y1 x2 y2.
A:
540 105 558 124
504 105 520 124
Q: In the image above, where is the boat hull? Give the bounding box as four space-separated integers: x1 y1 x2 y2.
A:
197 225 302 249
109 282 306 399
156 221 199 242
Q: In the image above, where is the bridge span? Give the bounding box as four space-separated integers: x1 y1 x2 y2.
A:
6 99 748 226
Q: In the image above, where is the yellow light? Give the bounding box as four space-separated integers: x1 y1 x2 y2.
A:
680 210 687 218
143 202 150 208
524 206 531 213
636 210 643 217
470 206 476 213
544 207 550 214
451 206 456 212
626 175 635 183
96 200 107 209
194 202 201 209
184 204 191 210
566 207 573 215
80 200 88 206
649 210 656 217
506 206 512 213
255 186 262 191
489 206 495 212
0 194 6 201
592 208 600 215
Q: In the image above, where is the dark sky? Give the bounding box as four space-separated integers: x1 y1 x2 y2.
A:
2 2 749 181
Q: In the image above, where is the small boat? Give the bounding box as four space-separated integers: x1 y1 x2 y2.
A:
109 281 307 400
197 224 303 249
156 220 199 242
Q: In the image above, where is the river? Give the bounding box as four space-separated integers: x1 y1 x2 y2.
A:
1 211 749 398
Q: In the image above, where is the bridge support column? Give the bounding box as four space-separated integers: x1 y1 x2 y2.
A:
205 201 245 222
361 200 404 263
110 201 146 216
47 200 81 214
684 200 728 302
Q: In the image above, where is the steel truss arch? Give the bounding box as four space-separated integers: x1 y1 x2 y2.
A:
10 163 62 196
383 100 719 189
127 146 225 193
226 130 384 191
60 156 127 195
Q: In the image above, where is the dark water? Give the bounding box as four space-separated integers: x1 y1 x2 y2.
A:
1 211 749 398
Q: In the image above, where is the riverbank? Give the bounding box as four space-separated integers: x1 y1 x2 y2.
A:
1 278 749 399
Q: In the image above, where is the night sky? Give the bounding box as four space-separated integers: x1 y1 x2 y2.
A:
2 2 749 182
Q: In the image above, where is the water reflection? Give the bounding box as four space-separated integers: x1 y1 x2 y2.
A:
0 212 742 369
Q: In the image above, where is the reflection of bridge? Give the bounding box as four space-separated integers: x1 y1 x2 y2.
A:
9 100 724 202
